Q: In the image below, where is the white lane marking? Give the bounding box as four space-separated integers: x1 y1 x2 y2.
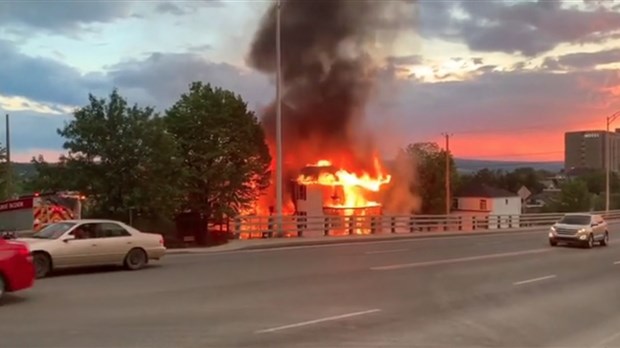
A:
513 274 557 286
370 248 551 271
613 261 620 265
365 248 408 255
255 309 381 334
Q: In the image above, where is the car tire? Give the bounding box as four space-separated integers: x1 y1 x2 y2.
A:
124 248 147 271
585 234 594 249
549 239 558 247
600 231 609 246
33 252 51 278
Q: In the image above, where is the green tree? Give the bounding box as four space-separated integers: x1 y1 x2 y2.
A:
164 82 271 225
47 90 183 220
555 180 592 212
406 142 457 214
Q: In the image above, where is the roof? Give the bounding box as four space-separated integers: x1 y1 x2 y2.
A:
455 183 518 198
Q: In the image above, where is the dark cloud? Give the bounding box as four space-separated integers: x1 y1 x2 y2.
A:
419 0 620 56
0 1 133 33
107 52 271 110
545 48 620 70
0 40 108 106
155 2 186 16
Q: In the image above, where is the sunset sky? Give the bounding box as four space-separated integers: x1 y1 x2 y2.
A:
0 0 619 162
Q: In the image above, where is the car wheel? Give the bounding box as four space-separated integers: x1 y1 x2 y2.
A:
585 234 594 249
549 239 558 247
33 252 51 278
601 231 609 246
124 248 147 270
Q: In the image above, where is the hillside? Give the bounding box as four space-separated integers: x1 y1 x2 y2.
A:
455 158 563 173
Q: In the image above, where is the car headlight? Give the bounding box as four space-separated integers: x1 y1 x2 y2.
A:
579 234 588 240
578 228 586 233
548 232 554 238
550 226 556 232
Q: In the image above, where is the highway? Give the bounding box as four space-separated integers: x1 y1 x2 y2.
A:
2 227 620 348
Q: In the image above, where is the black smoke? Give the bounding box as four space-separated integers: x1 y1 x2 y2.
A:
248 0 414 172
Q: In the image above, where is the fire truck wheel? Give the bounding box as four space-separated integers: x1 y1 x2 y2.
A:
33 252 51 278
124 248 147 270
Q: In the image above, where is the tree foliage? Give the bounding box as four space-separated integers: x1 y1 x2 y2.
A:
28 90 183 220
407 142 457 214
554 180 592 213
164 82 271 221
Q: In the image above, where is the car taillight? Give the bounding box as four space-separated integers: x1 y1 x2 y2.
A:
159 236 165 246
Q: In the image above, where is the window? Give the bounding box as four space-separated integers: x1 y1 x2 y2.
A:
295 184 307 201
98 223 131 238
479 199 487 211
70 223 99 239
505 199 509 205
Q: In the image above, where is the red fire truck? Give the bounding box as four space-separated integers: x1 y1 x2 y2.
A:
0 191 83 236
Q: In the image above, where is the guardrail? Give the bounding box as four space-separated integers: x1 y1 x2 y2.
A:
232 210 620 239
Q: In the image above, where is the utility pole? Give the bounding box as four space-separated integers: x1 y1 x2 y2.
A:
606 111 620 213
5 114 11 200
275 0 283 237
442 133 452 215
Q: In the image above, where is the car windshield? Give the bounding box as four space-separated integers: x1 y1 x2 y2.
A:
32 222 76 239
558 215 592 225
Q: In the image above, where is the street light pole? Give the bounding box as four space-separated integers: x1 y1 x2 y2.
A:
275 0 283 236
605 111 620 213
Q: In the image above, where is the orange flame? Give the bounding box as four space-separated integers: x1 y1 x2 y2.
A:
297 157 391 208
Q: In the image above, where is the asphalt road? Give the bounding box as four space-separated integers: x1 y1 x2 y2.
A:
2 227 620 348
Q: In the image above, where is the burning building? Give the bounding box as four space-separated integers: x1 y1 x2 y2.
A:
242 0 416 233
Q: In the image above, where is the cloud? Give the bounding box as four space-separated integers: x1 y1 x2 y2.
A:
544 48 620 70
0 1 133 33
371 66 620 159
155 2 186 16
419 0 620 56
0 109 70 158
107 52 271 110
0 40 108 107
386 54 423 66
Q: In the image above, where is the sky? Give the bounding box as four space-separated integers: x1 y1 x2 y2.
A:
0 0 619 163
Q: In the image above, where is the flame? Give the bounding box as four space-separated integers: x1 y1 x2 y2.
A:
297 157 391 208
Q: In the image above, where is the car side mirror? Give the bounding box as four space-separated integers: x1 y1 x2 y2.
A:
62 235 75 243
591 223 597 227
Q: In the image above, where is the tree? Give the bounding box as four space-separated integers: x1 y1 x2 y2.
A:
406 142 457 214
164 82 271 225
45 90 183 220
554 180 592 212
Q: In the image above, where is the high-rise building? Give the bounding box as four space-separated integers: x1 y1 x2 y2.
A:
564 130 620 172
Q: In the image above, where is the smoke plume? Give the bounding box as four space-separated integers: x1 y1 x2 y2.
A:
248 0 418 213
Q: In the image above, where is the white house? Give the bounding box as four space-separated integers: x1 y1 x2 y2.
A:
453 183 522 229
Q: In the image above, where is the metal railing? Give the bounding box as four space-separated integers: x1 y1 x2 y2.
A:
232 210 620 239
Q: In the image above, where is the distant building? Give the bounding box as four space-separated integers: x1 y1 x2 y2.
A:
564 130 620 172
453 183 522 216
